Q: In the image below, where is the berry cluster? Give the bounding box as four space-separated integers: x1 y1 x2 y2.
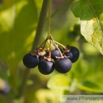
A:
23 36 79 75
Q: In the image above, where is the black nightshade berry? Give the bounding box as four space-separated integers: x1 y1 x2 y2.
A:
23 54 39 68
39 56 44 61
51 48 62 60
38 59 54 75
55 58 72 73
65 46 79 63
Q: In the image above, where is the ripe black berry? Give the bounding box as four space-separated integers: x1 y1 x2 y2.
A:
65 46 79 63
23 54 39 68
55 58 72 73
51 48 62 60
39 56 44 61
38 59 54 75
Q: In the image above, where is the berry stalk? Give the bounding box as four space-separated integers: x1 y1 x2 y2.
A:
49 39 51 58
47 0 51 38
31 38 48 56
50 38 64 58
47 39 55 51
53 40 67 50
42 39 47 50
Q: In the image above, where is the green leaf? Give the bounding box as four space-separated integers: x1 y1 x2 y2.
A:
0 0 38 91
69 79 79 93
35 89 58 103
84 57 103 88
0 57 8 80
0 0 38 73
47 74 70 98
82 43 99 55
47 74 70 88
35 0 43 11
68 54 89 82
72 0 103 54
79 80 103 93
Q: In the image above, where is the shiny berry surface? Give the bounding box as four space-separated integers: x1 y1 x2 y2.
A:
23 54 39 68
65 46 79 63
55 58 72 73
38 60 54 75
51 48 62 60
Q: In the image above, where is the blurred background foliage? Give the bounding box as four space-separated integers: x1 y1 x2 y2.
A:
0 0 103 103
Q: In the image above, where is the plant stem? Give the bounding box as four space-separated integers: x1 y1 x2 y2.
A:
42 40 47 50
51 0 73 18
32 0 49 51
18 0 49 99
45 0 74 21
47 0 51 38
49 39 51 58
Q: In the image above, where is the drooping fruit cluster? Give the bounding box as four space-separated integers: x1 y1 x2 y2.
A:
23 36 79 75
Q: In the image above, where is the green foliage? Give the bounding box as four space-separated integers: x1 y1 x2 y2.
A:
35 89 58 103
47 53 103 95
0 0 38 70
0 0 103 103
72 0 103 54
47 74 70 101
79 80 103 93
0 0 38 90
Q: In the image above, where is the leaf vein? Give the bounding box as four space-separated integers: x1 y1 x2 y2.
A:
87 0 103 36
